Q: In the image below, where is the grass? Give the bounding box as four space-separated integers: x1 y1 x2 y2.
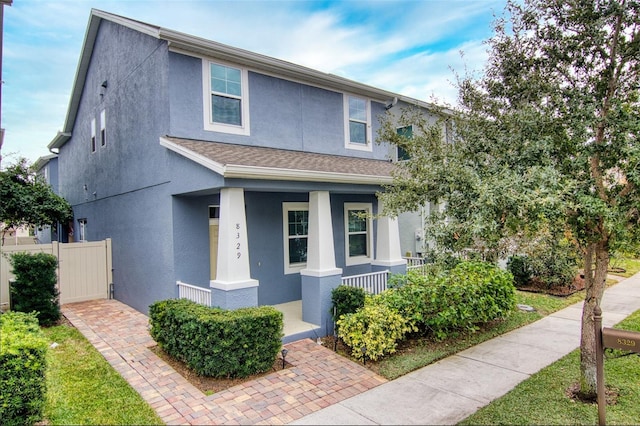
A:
459 309 640 425
42 324 163 425
366 289 585 380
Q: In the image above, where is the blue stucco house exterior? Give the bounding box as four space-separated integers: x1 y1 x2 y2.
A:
48 9 438 339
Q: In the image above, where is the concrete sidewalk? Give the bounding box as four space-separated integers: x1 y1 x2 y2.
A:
292 273 640 425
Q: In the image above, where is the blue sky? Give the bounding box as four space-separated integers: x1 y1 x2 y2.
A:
1 0 506 164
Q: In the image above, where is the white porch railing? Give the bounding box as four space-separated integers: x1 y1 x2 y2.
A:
176 281 211 306
404 256 427 271
341 270 389 295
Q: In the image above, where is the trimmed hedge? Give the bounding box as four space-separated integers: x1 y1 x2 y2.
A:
338 261 516 359
331 285 366 326
0 311 48 426
9 252 60 326
149 298 283 378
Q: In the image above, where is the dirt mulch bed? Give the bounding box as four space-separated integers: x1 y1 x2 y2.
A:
517 273 586 297
149 345 292 395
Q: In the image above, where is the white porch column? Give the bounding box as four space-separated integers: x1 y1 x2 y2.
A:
300 191 341 331
210 187 258 309
372 199 407 274
302 191 341 275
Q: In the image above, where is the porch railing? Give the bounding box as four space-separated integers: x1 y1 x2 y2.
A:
176 281 211 306
341 270 389 295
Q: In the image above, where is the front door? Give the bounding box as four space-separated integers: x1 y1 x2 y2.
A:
209 205 220 280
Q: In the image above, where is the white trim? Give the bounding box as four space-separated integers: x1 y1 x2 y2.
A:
344 203 373 266
300 267 342 278
343 94 372 152
283 202 309 274
202 58 250 136
210 278 259 291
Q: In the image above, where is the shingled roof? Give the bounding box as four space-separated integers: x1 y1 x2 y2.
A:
160 136 396 185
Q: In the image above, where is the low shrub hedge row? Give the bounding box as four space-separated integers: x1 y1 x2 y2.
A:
148 298 283 378
0 311 48 426
336 261 516 360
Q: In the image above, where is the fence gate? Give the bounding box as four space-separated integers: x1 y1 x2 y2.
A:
0 239 112 309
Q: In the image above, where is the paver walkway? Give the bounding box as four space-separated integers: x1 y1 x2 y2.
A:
62 300 386 425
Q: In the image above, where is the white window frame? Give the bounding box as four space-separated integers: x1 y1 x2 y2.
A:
344 203 373 266
202 59 250 136
344 94 372 152
100 109 106 147
283 202 309 274
90 118 96 153
77 218 87 242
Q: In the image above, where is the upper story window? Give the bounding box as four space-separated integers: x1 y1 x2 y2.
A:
344 203 373 266
283 202 309 274
344 95 372 151
396 125 413 161
90 118 96 153
203 60 250 136
100 110 106 147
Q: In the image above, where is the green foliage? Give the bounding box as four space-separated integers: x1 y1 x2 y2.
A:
507 255 532 288
377 0 640 396
148 298 283 378
0 311 48 426
338 262 516 359
331 285 366 325
526 237 580 289
0 158 72 236
9 252 60 326
337 298 412 361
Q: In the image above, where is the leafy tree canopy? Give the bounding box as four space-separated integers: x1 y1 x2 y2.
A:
0 157 72 235
378 0 639 397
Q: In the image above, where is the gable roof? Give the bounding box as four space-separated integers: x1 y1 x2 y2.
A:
48 8 436 151
160 136 395 185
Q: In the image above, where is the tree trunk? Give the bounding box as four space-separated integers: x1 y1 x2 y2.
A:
579 240 609 398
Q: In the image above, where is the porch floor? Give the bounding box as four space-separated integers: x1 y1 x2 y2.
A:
272 300 320 340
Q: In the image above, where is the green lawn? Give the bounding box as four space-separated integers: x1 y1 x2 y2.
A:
42 325 163 425
459 309 640 425
373 289 584 380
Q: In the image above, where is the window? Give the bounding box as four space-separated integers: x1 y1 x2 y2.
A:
283 202 309 274
344 203 373 265
100 110 106 147
203 60 250 135
344 95 372 151
90 118 96 153
396 125 413 161
77 219 87 242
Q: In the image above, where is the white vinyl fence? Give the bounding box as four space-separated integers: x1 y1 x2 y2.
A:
0 239 112 310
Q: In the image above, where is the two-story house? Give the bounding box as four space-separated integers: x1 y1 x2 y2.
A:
49 9 439 341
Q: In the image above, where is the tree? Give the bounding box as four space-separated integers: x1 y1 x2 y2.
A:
378 0 639 398
0 157 72 244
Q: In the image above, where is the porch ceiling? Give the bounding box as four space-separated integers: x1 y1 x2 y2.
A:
160 136 396 185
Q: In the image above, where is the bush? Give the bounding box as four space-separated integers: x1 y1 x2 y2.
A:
0 311 48 426
527 238 580 289
337 298 411 361
331 285 366 325
149 298 283 378
507 255 533 288
338 262 516 359
9 252 60 326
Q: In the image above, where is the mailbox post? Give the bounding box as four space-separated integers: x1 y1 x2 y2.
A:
595 306 640 426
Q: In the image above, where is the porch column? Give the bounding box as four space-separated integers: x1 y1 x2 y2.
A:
372 199 407 275
300 191 342 334
210 187 258 309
